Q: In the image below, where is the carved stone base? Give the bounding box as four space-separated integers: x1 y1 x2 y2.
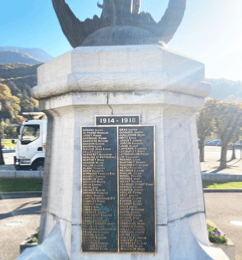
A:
17 45 229 260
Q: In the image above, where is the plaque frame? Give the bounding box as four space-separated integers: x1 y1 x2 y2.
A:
80 124 156 254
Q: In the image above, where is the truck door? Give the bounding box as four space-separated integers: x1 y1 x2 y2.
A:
21 124 41 160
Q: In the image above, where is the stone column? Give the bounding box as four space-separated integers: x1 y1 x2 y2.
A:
28 45 229 260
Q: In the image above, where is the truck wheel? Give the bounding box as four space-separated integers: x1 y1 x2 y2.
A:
31 160 45 171
15 165 20 170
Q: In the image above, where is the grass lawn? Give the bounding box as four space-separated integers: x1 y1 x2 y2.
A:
0 179 241 192
203 181 242 189
1 139 17 149
0 178 43 192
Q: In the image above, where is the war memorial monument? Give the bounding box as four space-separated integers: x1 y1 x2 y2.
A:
18 0 229 259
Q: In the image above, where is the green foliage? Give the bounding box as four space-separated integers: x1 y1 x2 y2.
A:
203 181 242 189
207 220 228 244
29 230 39 244
0 83 21 119
197 99 218 161
0 63 40 79
0 75 37 96
0 179 43 192
0 63 40 121
29 237 38 244
213 102 242 143
4 125 17 138
197 99 242 167
1 139 17 148
197 99 218 140
18 90 36 113
6 81 21 96
208 227 227 244
213 101 242 168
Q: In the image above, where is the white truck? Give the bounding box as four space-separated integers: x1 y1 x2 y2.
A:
14 112 47 171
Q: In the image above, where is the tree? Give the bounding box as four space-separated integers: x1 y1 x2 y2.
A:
197 99 218 162
228 125 242 160
213 102 242 169
0 83 21 119
4 125 17 138
18 90 36 113
7 81 21 96
0 138 4 165
0 83 21 165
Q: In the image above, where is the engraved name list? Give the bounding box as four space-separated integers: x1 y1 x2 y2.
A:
81 123 155 254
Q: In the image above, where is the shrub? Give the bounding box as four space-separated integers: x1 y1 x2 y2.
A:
207 221 228 244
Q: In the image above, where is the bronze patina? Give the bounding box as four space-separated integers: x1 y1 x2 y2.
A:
52 0 186 46
52 0 186 47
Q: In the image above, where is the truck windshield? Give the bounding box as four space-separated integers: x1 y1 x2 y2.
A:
21 124 40 145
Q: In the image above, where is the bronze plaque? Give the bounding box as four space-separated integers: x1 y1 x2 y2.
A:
81 125 155 253
81 127 118 252
118 126 155 253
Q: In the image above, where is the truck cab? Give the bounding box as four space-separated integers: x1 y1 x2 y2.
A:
14 113 47 171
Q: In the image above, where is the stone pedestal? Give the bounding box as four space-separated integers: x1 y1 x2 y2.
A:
19 45 229 259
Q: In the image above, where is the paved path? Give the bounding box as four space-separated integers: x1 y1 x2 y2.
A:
2 150 15 166
201 146 242 175
0 193 241 259
0 151 43 178
0 195 41 260
204 192 242 260
1 151 15 171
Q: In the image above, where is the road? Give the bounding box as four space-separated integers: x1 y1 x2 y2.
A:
0 195 41 260
203 146 242 161
0 193 241 260
1 148 242 259
201 146 242 175
2 150 15 167
204 192 242 260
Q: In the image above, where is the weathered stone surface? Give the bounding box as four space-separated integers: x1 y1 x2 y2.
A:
32 45 209 100
23 45 230 259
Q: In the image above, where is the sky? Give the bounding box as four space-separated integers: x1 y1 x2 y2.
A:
1 0 242 81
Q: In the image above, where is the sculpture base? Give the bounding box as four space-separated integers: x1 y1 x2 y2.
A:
18 45 229 260
81 26 161 46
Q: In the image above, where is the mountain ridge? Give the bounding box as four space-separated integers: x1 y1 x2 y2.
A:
0 51 43 65
206 78 242 101
0 46 53 62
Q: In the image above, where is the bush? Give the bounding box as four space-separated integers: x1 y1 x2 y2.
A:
4 125 17 138
207 222 228 244
29 229 39 244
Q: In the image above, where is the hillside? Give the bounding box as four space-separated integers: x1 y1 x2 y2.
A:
0 63 41 96
0 51 43 65
1 62 242 103
206 78 242 101
0 47 53 62
0 63 40 79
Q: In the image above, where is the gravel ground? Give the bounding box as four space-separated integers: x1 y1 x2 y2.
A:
0 193 241 260
1 147 242 259
205 192 242 260
201 146 242 175
0 196 41 260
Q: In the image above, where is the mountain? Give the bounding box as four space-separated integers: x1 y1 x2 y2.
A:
206 78 242 101
0 63 41 96
0 47 53 62
0 51 43 65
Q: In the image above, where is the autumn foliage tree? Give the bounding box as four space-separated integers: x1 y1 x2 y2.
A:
197 99 218 162
0 83 21 165
213 102 242 169
0 83 21 119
